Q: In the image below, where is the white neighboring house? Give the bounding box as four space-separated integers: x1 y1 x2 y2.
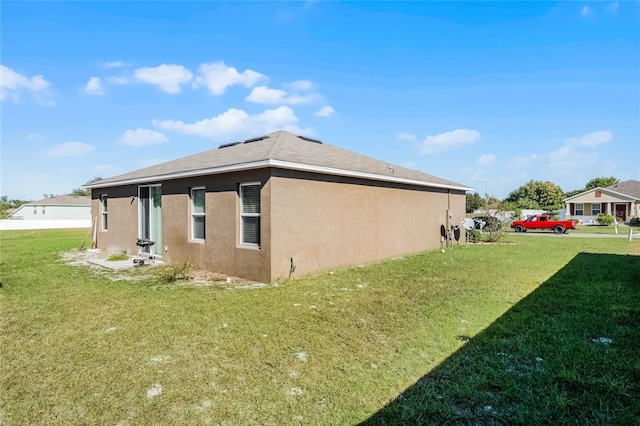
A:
2 195 91 230
10 195 91 220
564 180 640 224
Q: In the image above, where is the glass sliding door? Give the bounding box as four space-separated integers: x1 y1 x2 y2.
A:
139 185 162 256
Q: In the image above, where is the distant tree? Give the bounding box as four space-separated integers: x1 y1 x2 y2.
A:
466 192 484 213
501 201 522 220
481 197 507 242
563 177 620 198
563 189 583 198
70 188 90 196
0 196 31 218
85 177 104 185
505 180 564 210
585 176 619 190
0 196 11 218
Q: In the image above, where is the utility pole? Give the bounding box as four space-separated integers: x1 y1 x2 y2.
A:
475 180 488 199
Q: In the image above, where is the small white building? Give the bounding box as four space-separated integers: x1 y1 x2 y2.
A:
9 195 91 220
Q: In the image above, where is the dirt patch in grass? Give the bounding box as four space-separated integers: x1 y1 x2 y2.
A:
188 270 266 288
59 248 263 289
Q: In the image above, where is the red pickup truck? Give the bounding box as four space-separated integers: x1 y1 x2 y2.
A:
511 215 577 234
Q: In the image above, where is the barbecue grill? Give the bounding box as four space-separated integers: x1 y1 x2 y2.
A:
133 238 155 266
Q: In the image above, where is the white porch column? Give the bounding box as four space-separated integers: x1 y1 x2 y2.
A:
607 202 611 215
565 202 570 219
632 201 636 217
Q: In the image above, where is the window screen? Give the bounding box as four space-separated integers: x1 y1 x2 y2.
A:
191 188 205 240
240 183 260 246
101 195 108 230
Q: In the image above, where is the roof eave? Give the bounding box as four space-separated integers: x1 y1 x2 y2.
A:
84 159 472 192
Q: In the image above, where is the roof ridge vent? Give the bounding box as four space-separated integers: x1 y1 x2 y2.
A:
219 136 270 149
298 135 322 144
218 142 242 149
243 136 269 144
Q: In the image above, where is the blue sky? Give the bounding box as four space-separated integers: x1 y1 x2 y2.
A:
2 1 638 201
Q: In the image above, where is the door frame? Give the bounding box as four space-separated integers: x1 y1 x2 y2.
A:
138 184 162 257
614 203 627 222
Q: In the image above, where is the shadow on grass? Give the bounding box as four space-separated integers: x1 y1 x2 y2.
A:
360 253 640 425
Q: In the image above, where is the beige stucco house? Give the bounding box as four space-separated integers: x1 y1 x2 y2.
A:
86 130 471 282
564 180 640 223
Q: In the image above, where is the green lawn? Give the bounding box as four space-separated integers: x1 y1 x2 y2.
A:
568 223 639 235
1 229 639 425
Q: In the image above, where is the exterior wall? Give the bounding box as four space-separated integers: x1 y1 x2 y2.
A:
566 200 637 222
91 169 273 282
10 205 90 220
569 191 623 203
268 169 465 280
92 168 467 282
159 170 272 282
91 185 139 254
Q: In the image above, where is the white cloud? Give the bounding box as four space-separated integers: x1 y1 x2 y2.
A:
477 154 497 167
154 106 313 141
418 129 480 154
104 61 126 69
26 132 42 139
84 77 104 95
397 132 417 141
605 2 618 13
246 86 319 105
508 154 538 169
46 142 95 158
106 76 128 85
548 146 600 186
134 64 193 94
120 128 169 146
193 61 266 95
580 5 594 17
315 106 335 117
1 65 53 104
91 164 122 176
565 130 612 147
286 80 315 91
547 130 613 185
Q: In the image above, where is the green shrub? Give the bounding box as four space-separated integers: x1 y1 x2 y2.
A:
152 261 194 283
107 252 129 261
629 217 640 226
596 214 615 226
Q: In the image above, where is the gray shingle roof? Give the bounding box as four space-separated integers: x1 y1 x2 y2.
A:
606 180 640 199
87 130 470 191
28 195 91 206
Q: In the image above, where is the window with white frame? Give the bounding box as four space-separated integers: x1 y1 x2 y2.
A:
591 203 601 215
240 182 261 246
575 203 584 216
101 195 108 230
191 187 205 241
